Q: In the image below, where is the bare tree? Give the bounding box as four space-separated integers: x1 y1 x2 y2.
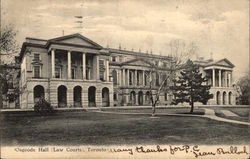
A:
144 39 197 117
0 24 19 63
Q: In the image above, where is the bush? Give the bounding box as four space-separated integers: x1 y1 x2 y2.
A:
34 98 54 115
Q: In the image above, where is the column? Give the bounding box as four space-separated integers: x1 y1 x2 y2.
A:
122 69 125 86
51 49 55 78
219 69 221 87
212 68 215 87
119 69 122 85
225 72 228 87
127 69 130 86
82 53 86 79
142 70 145 86
106 60 109 82
228 72 231 87
67 51 71 79
134 70 137 86
96 55 100 80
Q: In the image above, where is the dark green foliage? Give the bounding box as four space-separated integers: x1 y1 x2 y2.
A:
172 59 213 113
34 98 54 115
236 76 250 105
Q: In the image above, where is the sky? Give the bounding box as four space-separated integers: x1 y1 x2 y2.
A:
1 0 249 82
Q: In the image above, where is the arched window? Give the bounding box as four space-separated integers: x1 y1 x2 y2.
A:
58 85 67 107
102 87 110 107
88 86 96 107
228 92 232 105
34 85 45 103
73 86 82 107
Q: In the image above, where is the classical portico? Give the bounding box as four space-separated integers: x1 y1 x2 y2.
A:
202 58 235 105
46 34 113 108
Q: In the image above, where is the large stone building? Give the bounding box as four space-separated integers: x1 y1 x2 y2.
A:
18 33 236 109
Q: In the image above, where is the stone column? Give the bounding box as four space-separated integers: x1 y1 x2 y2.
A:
228 72 231 87
122 69 125 86
134 70 137 86
82 53 86 79
225 71 228 87
219 69 221 87
119 69 122 85
106 60 109 82
82 89 88 108
67 51 71 79
142 70 145 86
51 49 55 78
212 68 215 87
127 69 130 86
93 55 100 80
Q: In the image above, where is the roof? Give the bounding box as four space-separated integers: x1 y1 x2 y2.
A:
194 58 235 68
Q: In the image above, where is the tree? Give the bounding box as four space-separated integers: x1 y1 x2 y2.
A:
172 59 213 113
236 76 250 105
0 24 19 108
144 40 197 117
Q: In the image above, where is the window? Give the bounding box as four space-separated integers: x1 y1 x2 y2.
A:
55 67 61 78
71 68 75 79
129 71 132 85
34 54 40 62
113 93 117 101
112 70 117 85
156 73 160 86
34 66 40 78
111 56 116 62
99 60 105 81
164 92 168 101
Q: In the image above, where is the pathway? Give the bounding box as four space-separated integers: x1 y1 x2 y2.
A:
221 110 239 117
203 108 250 126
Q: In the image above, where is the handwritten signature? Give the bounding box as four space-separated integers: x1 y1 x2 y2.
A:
110 145 249 158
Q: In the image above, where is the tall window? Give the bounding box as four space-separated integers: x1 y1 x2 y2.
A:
55 67 61 78
113 93 117 101
34 54 40 62
99 60 105 81
156 73 160 86
112 70 117 85
33 66 40 78
129 71 132 85
164 92 168 101
71 68 75 79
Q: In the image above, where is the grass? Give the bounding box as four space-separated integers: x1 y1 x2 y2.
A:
101 107 205 115
1 111 250 146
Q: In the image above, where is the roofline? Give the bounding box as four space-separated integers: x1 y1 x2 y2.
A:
108 48 171 59
26 37 48 41
47 33 103 49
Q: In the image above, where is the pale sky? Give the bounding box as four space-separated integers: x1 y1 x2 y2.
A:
1 0 249 82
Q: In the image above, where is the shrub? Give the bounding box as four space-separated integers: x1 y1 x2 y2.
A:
34 98 54 115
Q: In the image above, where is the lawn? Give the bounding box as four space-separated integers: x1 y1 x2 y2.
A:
101 107 205 115
1 111 250 146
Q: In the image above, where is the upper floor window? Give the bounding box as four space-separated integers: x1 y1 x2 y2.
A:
164 92 168 101
112 70 117 85
55 67 61 78
71 68 75 79
33 65 41 78
34 54 40 62
111 56 116 62
99 60 105 81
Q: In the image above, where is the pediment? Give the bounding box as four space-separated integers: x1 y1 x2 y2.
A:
48 33 102 48
213 58 235 68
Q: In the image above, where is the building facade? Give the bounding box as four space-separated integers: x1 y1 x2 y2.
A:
18 33 236 109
